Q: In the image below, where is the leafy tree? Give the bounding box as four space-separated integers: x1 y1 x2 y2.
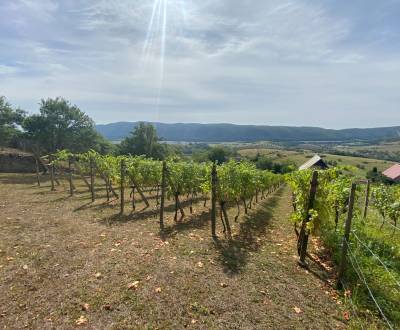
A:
207 146 233 164
0 96 26 147
192 149 211 163
366 166 392 184
119 122 166 159
254 155 295 174
22 97 111 154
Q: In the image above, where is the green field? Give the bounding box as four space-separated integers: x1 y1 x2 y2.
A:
238 147 394 176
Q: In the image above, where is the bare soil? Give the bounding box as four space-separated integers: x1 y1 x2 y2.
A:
0 173 347 329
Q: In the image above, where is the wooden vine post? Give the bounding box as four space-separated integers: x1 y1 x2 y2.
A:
363 179 370 219
120 159 126 215
159 161 167 231
50 156 55 191
68 157 74 196
298 171 319 266
35 157 40 186
211 162 217 238
90 157 95 202
337 182 357 287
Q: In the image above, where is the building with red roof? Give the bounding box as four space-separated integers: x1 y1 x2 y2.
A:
382 164 400 181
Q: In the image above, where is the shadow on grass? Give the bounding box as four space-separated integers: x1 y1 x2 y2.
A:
94 194 207 226
160 210 211 240
213 189 284 274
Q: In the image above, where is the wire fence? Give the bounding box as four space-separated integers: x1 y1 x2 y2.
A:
345 238 394 330
351 231 400 292
383 221 400 232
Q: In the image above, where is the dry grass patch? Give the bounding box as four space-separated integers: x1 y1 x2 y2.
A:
0 173 346 329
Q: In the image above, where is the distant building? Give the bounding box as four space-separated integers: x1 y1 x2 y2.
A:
299 155 328 171
382 164 400 182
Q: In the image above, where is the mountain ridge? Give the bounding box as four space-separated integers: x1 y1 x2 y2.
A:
96 121 400 142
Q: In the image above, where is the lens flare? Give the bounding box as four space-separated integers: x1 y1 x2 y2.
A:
141 0 186 117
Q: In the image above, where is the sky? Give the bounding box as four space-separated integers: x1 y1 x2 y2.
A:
0 0 400 128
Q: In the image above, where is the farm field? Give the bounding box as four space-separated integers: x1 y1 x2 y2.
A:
0 173 347 329
238 147 394 175
333 141 400 161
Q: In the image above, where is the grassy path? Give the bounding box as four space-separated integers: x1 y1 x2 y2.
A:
0 174 346 329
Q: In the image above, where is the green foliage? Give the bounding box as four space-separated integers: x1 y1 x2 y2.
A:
22 97 110 154
287 167 400 326
166 159 208 197
217 160 282 203
0 96 26 147
253 154 296 174
207 146 233 164
119 123 167 159
286 167 358 232
372 185 400 227
367 167 392 184
52 150 282 208
125 156 162 189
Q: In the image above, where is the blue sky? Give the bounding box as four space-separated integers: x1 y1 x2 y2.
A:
0 0 399 128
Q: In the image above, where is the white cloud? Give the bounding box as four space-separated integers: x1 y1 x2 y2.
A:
0 0 399 128
0 65 19 75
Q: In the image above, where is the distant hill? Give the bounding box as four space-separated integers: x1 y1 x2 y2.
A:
96 122 400 143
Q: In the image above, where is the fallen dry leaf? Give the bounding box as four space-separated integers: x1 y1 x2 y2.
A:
127 281 140 290
81 303 90 311
294 307 302 314
343 311 351 321
103 304 113 311
75 316 88 326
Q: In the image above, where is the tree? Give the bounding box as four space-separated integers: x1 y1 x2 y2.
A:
23 97 111 154
207 146 231 164
0 96 26 147
119 123 166 159
366 166 392 184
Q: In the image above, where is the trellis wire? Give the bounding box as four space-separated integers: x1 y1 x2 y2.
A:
352 231 400 291
383 221 400 232
345 239 394 330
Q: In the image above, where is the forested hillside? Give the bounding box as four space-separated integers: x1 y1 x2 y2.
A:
96 122 400 142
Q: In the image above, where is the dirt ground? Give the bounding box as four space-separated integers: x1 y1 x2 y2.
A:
0 173 347 329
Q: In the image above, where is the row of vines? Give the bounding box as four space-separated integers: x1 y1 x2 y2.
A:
286 167 400 328
45 150 283 239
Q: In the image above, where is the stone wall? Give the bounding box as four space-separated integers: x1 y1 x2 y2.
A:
0 149 39 173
